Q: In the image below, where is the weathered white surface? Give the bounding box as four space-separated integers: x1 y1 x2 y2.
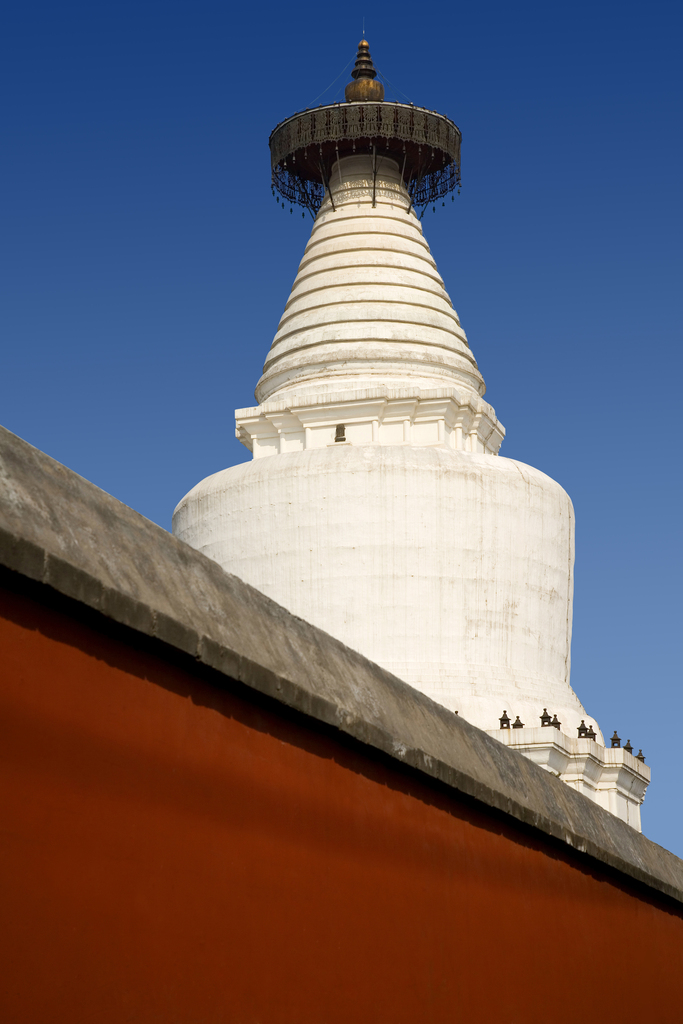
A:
489 727 650 830
174 444 595 741
256 155 486 403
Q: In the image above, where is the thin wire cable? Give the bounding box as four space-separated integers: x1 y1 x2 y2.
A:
330 77 349 104
307 56 355 107
375 65 413 104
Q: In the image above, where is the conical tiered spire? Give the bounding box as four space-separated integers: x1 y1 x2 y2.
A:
256 153 484 404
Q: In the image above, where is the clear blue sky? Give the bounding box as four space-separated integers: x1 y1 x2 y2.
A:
2 1 682 854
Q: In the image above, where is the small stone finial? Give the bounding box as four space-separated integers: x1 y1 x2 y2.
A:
345 39 385 102
551 714 561 730
610 730 621 748
577 720 588 738
499 710 511 729
624 739 633 754
540 708 551 727
512 716 524 729
636 749 646 762
586 725 597 741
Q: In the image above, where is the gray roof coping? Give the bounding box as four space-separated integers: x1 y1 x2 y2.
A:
1 423 681 904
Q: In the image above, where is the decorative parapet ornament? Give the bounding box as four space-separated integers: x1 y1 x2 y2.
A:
269 40 462 215
488 726 651 832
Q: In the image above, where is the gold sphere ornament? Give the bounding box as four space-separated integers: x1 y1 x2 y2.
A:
344 39 385 102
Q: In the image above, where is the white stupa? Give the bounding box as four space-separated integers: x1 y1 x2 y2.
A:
174 40 649 827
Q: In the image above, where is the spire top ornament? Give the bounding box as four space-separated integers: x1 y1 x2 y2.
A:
345 39 385 102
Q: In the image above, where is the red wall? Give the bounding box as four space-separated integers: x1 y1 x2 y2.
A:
1 582 682 1024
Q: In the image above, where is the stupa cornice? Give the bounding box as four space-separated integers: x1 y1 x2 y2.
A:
235 385 504 459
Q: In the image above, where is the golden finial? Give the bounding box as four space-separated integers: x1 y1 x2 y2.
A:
344 39 385 102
